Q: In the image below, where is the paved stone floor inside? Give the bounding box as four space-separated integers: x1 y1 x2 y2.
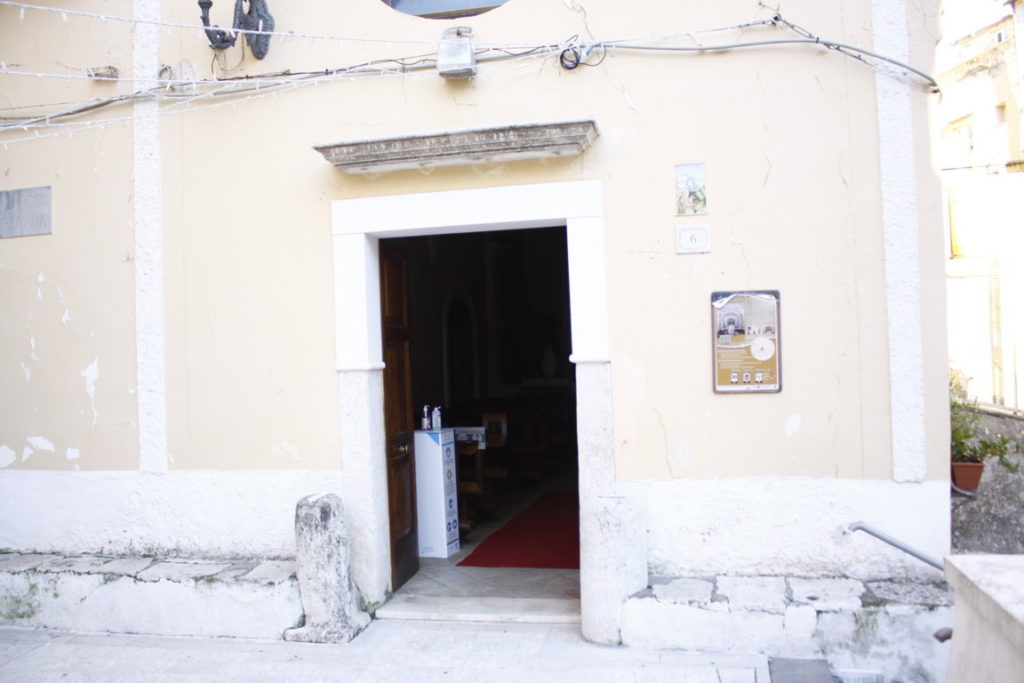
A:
378 484 582 624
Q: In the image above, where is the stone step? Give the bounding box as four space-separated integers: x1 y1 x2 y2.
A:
375 594 581 624
0 552 302 639
769 658 836 682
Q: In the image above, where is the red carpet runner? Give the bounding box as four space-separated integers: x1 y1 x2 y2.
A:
457 490 580 569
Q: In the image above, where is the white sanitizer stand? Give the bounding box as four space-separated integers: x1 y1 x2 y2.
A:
414 429 460 558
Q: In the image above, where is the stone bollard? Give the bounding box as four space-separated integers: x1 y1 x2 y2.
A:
284 493 370 643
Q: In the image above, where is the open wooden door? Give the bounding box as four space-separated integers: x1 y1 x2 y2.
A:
379 241 419 590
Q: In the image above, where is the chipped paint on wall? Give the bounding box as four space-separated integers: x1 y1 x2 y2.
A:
785 414 802 438
671 438 692 469
57 286 70 324
0 446 14 469
65 448 80 461
272 441 300 461
26 437 54 452
0 15 140 474
80 358 99 427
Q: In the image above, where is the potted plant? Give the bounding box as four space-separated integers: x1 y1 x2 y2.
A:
950 374 1018 491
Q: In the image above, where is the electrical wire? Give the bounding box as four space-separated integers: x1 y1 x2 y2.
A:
0 32 578 131
596 18 776 48
0 0 438 46
605 37 937 87
0 45 565 145
0 0 606 50
542 9 938 91
0 0 937 89
0 0 796 52
0 7 939 144
558 43 607 70
590 10 938 90
0 39 569 111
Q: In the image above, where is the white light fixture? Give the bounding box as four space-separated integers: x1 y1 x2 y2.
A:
437 27 476 80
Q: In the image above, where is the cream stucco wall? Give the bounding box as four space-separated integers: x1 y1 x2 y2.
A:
1 0 945 558
152 0 944 479
0 1 138 471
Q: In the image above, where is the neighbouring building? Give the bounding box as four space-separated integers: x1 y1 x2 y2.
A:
1 0 951 677
937 0 1024 412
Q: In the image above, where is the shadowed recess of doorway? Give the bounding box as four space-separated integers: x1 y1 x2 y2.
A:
457 490 580 569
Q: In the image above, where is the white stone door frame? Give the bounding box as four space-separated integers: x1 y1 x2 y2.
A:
331 180 632 641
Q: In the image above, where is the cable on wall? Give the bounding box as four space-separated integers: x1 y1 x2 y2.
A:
0 46 567 146
0 5 940 145
0 0 437 46
0 33 578 133
554 11 938 91
601 38 938 91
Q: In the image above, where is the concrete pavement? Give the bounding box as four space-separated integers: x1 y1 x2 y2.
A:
0 621 769 682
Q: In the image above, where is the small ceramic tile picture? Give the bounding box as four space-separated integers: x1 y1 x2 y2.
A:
675 162 707 216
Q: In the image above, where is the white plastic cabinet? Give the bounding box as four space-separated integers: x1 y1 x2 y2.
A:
414 429 460 558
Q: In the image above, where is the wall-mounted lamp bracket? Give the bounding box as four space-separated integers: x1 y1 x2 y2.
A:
197 0 275 60
198 0 237 50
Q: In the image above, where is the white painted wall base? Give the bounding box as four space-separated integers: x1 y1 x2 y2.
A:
0 471 343 558
619 478 949 581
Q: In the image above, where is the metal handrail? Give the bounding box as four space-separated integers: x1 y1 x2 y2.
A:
845 521 943 571
950 481 977 498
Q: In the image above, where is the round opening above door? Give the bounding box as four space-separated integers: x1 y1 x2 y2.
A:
381 0 510 19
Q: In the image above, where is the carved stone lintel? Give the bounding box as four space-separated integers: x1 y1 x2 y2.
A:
313 119 598 174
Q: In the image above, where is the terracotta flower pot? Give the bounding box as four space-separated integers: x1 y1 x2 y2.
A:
951 461 985 491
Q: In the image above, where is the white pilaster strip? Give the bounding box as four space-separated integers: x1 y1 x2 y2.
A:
873 0 926 482
133 0 167 474
567 216 611 364
332 233 383 371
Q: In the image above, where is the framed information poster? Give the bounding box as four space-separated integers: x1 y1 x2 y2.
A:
711 290 781 393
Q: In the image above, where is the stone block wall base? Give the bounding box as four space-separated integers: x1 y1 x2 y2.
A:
621 575 952 682
0 553 302 639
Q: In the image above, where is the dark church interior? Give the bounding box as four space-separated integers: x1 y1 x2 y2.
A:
386 226 579 534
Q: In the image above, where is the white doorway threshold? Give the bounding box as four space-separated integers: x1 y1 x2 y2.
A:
376 594 580 624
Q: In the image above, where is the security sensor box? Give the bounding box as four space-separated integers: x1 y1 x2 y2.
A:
437 27 477 80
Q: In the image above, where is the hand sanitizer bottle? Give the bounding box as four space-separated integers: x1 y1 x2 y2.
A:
421 405 431 431
431 406 442 430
